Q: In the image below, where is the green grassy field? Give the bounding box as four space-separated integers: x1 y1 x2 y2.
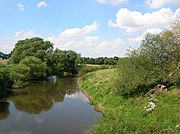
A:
80 69 180 134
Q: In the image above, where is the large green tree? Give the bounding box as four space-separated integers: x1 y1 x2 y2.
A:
51 49 79 75
9 37 53 65
116 21 180 97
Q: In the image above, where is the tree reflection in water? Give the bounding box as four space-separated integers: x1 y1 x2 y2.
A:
10 78 79 114
0 101 10 120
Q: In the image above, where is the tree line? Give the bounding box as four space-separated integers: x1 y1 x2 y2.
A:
0 52 10 60
79 56 119 65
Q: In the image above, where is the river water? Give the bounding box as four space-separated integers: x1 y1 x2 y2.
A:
0 78 100 134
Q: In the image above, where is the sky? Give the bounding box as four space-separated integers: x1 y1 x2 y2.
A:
0 0 179 57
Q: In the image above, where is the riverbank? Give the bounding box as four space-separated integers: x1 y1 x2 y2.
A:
80 69 180 134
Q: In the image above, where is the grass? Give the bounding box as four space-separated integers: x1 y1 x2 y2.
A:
77 64 111 76
80 69 180 134
0 60 8 65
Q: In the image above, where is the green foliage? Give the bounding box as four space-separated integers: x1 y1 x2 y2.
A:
116 22 180 97
8 63 30 88
0 64 11 96
20 56 48 79
0 37 82 98
9 37 53 64
8 56 48 88
51 49 79 75
79 56 119 65
80 69 180 134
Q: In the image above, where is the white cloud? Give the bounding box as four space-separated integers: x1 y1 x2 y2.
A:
37 1 47 8
84 36 99 42
59 21 99 38
108 8 179 33
47 21 100 49
128 36 143 44
14 31 38 40
128 28 162 44
18 3 24 11
146 0 180 8
144 28 163 34
0 31 38 53
97 0 127 6
47 22 125 57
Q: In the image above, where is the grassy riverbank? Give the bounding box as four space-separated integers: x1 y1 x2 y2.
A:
80 69 180 134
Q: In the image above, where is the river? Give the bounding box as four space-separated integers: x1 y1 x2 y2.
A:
0 77 100 134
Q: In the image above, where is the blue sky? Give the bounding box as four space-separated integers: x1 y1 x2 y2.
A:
0 0 179 57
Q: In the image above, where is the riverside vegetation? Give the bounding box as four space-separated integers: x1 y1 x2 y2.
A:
0 37 118 98
0 37 80 98
80 22 180 133
0 21 179 133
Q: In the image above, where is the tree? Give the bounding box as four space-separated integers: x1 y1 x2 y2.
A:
95 57 104 64
104 58 116 65
0 64 10 95
116 21 180 97
51 49 67 74
8 63 30 88
51 49 79 75
65 50 79 73
9 37 53 65
20 56 48 79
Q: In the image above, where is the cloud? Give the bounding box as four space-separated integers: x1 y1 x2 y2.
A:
47 21 100 48
14 31 38 40
84 36 99 42
108 8 179 33
146 0 180 8
18 3 24 11
59 21 99 38
97 0 127 6
47 22 125 57
0 31 38 53
37 1 47 8
128 28 162 44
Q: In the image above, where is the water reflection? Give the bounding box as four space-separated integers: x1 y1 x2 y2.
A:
65 92 89 102
10 78 79 114
0 78 100 134
0 101 10 120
